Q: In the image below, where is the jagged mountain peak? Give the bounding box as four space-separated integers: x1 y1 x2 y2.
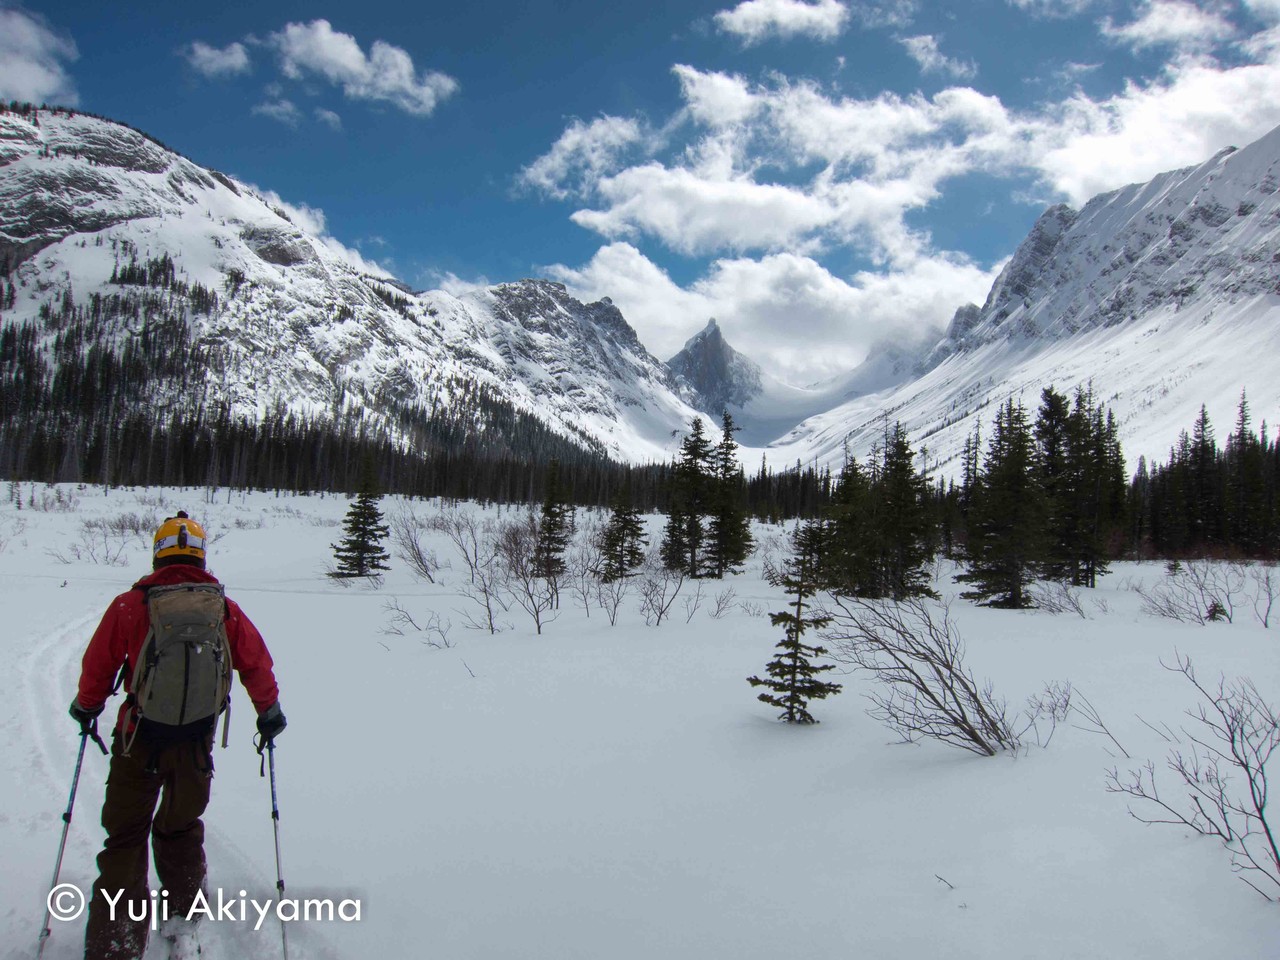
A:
666 317 763 416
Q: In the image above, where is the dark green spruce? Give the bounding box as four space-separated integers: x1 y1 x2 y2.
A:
331 465 391 578
748 521 842 724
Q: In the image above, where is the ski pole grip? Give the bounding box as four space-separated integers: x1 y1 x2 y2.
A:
88 721 108 756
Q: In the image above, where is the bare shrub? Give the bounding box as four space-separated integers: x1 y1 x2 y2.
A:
1030 580 1086 618
1070 689 1131 759
1020 681 1073 749
1251 563 1277 628
27 486 80 513
435 511 509 633
381 598 453 648
392 508 442 583
710 587 737 620
1107 653 1280 900
595 575 630 626
432 511 489 584
823 595 1019 756
0 515 27 553
637 554 684 627
737 599 767 618
567 530 604 619
1138 559 1246 624
682 581 705 623
47 515 145 566
496 516 558 635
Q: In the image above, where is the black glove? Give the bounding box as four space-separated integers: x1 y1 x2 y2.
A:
69 699 103 733
256 702 287 742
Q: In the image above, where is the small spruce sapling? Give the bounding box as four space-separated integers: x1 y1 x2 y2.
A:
748 521 842 723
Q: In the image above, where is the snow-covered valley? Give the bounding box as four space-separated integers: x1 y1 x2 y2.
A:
2 486 1278 959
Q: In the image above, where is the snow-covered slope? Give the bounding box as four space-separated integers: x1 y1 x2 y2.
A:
769 124 1280 475
0 106 698 463
5 104 1279 475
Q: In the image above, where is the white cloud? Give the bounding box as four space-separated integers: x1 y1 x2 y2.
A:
271 19 458 117
427 270 492 297
517 115 647 199
544 243 999 383
185 40 250 78
714 0 850 44
1007 0 1102 17
1027 53 1280 203
0 8 78 105
848 0 918 28
1243 0 1280 20
524 8 1280 384
899 35 978 79
252 98 302 127
1101 1 1236 52
572 163 839 255
672 64 760 127
544 70 1022 264
314 107 343 130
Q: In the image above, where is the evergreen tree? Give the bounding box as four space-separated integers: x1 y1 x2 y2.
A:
874 422 936 599
822 454 875 594
957 399 1045 607
1034 386 1074 581
748 521 842 723
331 464 390 578
600 483 648 582
706 412 754 577
661 417 714 577
533 458 572 585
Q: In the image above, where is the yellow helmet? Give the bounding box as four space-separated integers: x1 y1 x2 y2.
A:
152 511 208 566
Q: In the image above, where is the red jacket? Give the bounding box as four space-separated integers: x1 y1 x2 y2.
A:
77 565 280 733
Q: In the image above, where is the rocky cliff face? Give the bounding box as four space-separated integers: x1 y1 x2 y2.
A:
666 319 764 416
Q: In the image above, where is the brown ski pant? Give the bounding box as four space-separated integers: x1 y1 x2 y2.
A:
83 733 214 960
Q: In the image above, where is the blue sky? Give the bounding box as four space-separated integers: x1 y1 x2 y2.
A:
5 0 1280 383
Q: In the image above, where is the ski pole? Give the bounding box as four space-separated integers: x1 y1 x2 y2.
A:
259 736 288 960
37 721 108 959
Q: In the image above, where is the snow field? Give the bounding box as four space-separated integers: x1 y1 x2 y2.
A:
1 485 1277 959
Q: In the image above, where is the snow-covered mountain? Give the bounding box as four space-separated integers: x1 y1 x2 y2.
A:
765 124 1280 476
3 103 1279 477
0 105 698 463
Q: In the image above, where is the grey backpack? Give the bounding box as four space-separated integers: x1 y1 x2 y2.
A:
126 583 233 750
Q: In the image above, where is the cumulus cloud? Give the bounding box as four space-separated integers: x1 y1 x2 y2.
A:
270 19 458 117
673 64 760 127
517 115 648 199
524 3 1280 383
252 98 302 127
899 35 978 79
184 40 251 78
534 69 1021 265
1027 52 1280 203
1100 0 1236 52
544 243 999 383
0 8 78 105
714 0 850 44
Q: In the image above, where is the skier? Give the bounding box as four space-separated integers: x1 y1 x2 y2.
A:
68 512 286 960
